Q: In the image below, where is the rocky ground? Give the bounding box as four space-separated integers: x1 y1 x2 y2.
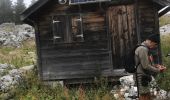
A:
0 23 34 47
0 23 35 99
0 64 35 100
160 24 170 35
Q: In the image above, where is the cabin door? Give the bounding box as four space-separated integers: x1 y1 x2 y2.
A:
107 5 138 69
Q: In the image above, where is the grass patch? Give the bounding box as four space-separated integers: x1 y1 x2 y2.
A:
159 14 170 26
156 34 170 91
0 39 36 68
14 71 116 100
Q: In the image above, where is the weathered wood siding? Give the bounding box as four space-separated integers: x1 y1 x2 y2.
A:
36 2 113 80
107 5 137 68
138 0 159 41
23 0 163 82
138 0 161 63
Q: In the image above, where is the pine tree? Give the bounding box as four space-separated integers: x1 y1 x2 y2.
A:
0 0 13 24
31 0 37 5
14 0 26 24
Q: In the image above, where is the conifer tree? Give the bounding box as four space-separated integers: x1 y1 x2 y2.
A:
0 0 13 24
14 0 26 24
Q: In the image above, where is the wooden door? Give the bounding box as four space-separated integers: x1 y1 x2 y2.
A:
107 5 138 69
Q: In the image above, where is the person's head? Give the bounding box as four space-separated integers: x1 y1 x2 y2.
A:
145 34 160 49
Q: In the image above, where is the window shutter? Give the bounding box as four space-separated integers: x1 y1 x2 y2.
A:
52 15 66 43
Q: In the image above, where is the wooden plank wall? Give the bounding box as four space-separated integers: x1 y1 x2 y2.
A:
138 0 161 64
138 0 159 41
36 1 113 80
107 5 138 68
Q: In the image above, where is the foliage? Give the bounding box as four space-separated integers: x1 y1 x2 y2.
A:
14 72 116 100
159 14 170 26
0 0 13 24
31 0 37 5
0 0 26 24
13 0 26 24
156 34 170 91
0 39 36 68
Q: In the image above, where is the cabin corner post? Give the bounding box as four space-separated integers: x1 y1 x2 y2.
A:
33 21 43 81
155 5 162 64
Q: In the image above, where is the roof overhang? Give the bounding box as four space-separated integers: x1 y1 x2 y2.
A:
152 0 170 17
20 0 49 22
159 6 170 17
153 0 170 6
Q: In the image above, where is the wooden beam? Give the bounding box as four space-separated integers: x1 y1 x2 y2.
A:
159 7 170 17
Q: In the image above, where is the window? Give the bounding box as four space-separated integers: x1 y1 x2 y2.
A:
71 14 84 42
52 15 66 43
52 13 107 44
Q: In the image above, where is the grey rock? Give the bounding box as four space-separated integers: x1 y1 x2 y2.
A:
160 24 170 35
0 23 35 47
0 64 9 69
0 64 35 93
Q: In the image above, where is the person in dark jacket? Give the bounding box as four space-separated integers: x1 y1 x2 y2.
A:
134 34 166 100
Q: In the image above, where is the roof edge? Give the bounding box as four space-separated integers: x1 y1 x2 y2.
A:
21 0 49 21
153 0 170 6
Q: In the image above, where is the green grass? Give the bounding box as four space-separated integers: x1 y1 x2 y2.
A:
156 34 170 91
0 39 36 68
159 14 170 26
14 71 116 100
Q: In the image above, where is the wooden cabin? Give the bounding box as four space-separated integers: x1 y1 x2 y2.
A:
21 0 170 82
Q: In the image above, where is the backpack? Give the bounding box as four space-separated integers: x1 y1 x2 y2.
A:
124 45 146 73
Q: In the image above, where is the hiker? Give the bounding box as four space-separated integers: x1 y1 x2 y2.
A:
134 34 166 100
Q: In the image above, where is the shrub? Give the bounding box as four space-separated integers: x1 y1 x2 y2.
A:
157 34 170 91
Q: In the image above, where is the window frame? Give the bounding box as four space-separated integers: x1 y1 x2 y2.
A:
52 12 107 44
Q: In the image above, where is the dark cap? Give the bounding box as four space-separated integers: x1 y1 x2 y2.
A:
147 34 160 44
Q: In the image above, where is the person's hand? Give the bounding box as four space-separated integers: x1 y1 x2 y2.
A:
159 65 167 72
154 64 161 68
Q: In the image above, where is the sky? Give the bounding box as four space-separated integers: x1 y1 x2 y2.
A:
11 0 31 7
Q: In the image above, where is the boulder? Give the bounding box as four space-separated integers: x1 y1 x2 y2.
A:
0 64 35 99
0 23 35 47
